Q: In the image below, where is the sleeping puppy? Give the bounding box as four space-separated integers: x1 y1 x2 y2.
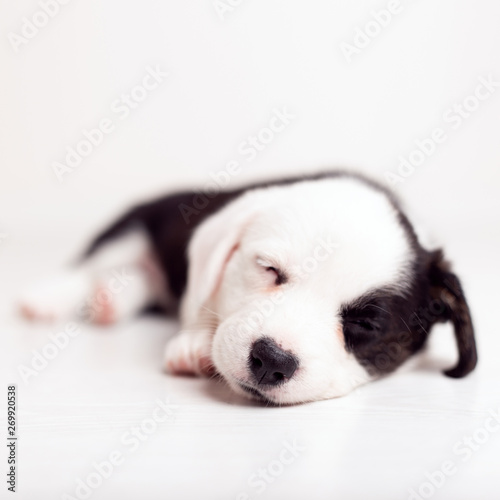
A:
19 172 477 405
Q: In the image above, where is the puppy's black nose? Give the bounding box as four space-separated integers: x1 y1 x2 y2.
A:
249 338 298 386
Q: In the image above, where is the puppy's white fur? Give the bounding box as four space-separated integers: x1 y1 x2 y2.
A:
19 230 163 324
21 177 415 404
173 178 414 404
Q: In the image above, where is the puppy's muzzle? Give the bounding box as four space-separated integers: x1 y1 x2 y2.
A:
249 338 298 386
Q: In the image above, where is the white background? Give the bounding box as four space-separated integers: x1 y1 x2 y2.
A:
1 1 500 499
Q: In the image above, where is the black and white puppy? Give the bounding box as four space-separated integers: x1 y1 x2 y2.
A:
20 172 477 405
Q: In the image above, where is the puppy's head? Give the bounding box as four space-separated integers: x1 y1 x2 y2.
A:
183 176 477 405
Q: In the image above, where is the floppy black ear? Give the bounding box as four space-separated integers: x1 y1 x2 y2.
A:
427 250 477 378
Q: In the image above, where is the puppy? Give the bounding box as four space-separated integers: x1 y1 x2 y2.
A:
19 172 477 405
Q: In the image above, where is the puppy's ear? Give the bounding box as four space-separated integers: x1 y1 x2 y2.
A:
181 192 261 325
427 250 477 378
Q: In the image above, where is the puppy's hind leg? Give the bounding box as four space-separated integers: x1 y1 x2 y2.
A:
19 229 166 325
19 268 93 322
83 256 165 325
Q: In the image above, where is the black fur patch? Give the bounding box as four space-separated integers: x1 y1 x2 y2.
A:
341 250 477 378
84 171 477 378
83 171 409 299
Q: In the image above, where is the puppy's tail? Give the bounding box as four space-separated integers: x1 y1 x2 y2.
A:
79 206 142 261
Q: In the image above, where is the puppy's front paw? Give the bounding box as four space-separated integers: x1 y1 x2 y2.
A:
163 330 215 377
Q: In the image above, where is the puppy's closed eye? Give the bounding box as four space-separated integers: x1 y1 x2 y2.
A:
349 318 380 332
342 315 383 345
256 258 287 286
340 299 388 345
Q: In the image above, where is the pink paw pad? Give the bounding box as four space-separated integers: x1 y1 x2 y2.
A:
90 285 116 326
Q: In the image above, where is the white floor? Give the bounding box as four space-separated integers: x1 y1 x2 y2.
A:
2 2 500 498
1 217 500 500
